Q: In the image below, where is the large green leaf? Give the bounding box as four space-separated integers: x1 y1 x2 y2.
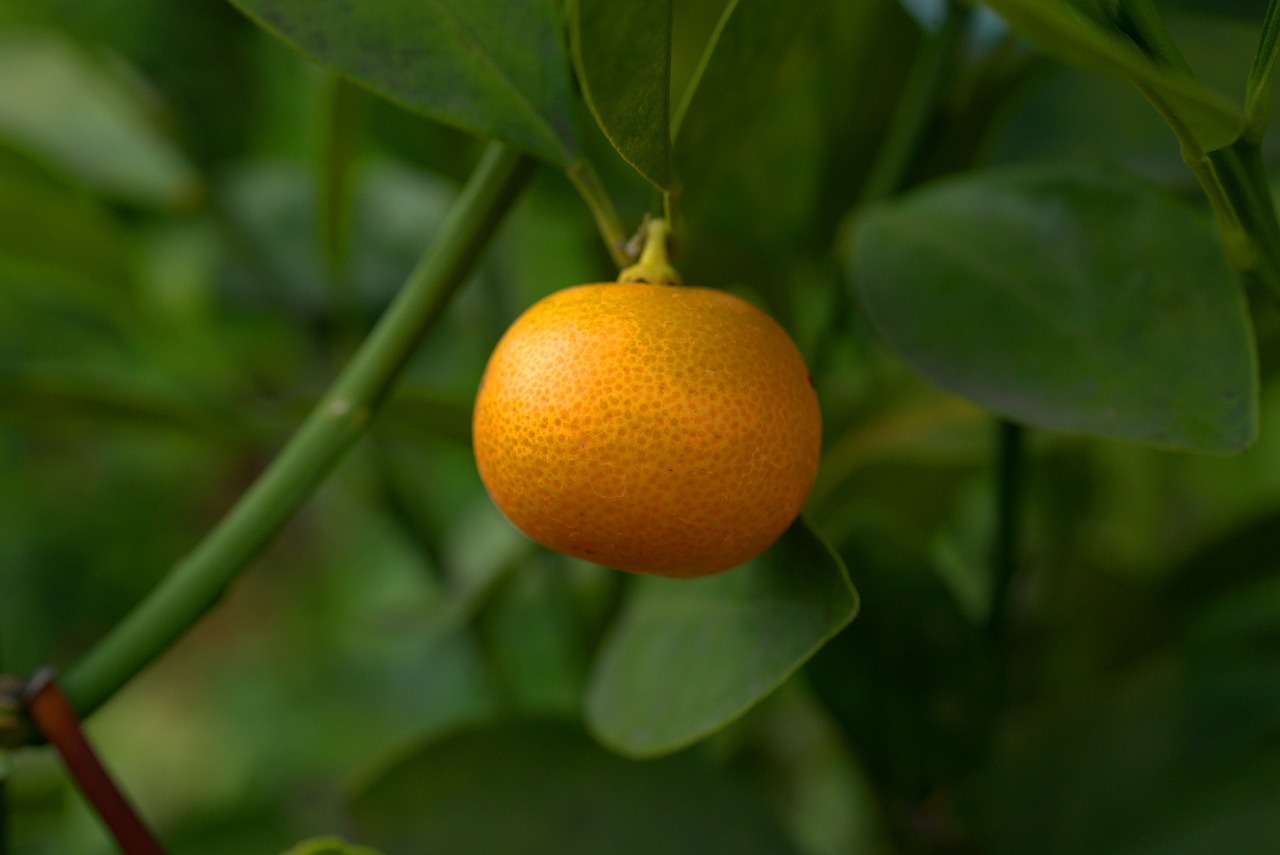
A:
350 719 803 855
853 164 1258 451
983 0 1242 152
671 0 919 293
0 29 199 208
228 0 580 164
570 0 672 189
585 518 857 758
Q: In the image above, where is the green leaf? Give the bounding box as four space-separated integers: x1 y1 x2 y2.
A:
281 838 383 855
853 164 1258 452
983 0 1243 153
351 719 803 855
570 0 672 189
0 29 200 209
228 0 580 165
584 518 858 758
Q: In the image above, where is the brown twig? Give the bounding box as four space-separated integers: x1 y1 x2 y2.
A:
23 669 169 855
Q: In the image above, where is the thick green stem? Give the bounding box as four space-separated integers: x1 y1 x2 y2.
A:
859 0 973 204
59 143 534 720
1210 140 1280 301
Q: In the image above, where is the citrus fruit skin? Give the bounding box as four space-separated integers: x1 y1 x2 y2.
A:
472 282 821 578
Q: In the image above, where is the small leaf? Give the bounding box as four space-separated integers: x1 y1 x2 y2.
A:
570 0 672 189
984 0 1242 152
853 164 1258 451
280 837 384 855
351 719 803 855
228 0 580 164
585 518 858 758
0 29 200 209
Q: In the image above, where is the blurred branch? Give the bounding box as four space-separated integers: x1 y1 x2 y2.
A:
859 0 973 204
318 73 369 334
24 670 169 855
58 142 534 721
988 419 1026 646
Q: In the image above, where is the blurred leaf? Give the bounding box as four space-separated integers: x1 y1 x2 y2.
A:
585 518 857 758
473 557 590 715
0 28 200 208
0 363 262 446
227 0 580 164
0 144 133 303
351 719 803 855
281 837 383 855
970 655 1280 855
380 384 474 448
854 164 1257 451
983 0 1243 152
570 0 672 189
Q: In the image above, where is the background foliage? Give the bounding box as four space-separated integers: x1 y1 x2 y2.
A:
1 0 1278 853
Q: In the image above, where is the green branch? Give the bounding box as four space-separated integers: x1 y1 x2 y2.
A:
59 143 534 720
1246 0 1280 143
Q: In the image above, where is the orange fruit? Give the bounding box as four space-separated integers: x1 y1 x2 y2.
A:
472 281 821 578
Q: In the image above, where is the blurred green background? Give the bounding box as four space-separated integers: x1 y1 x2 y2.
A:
0 1 1278 853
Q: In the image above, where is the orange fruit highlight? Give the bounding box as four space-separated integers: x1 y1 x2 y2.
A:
472 282 821 578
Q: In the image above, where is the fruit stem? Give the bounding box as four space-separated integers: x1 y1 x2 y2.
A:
56 143 534 722
619 218 682 285
25 670 171 855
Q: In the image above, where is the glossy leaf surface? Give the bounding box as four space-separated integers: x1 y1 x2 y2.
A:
585 518 857 757
229 0 580 163
855 165 1257 451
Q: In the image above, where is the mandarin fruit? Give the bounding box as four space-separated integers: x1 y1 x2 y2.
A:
471 278 821 578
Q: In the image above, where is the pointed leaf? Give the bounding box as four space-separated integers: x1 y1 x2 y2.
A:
570 0 672 189
854 164 1258 451
351 720 803 855
984 0 1242 152
228 0 580 164
585 518 857 758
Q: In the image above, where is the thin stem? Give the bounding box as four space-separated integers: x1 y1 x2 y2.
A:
565 158 631 269
59 143 534 720
1245 0 1280 143
988 420 1026 645
24 670 169 855
859 0 973 204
